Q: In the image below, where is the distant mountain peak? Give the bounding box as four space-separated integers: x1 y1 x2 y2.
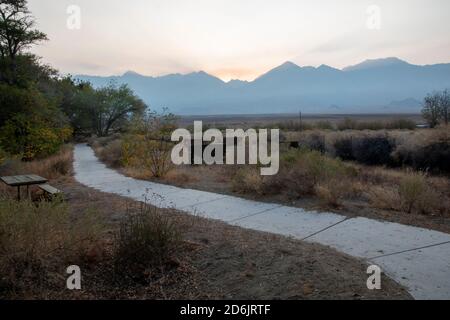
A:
255 61 302 81
122 70 142 77
282 61 298 66
343 57 409 71
75 57 450 115
277 61 301 69
318 64 338 71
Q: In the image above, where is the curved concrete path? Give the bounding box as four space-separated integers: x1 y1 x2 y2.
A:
74 144 450 300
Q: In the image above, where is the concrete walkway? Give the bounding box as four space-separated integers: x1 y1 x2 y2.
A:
74 144 450 300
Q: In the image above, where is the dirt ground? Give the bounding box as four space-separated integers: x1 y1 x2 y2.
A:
155 165 450 234
50 175 412 300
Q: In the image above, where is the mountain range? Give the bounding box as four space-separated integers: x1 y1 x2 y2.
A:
76 57 450 115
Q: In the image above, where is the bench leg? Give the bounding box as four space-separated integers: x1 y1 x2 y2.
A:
17 186 20 201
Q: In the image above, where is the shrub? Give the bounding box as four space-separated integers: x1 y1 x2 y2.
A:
114 205 181 279
314 121 334 130
337 118 416 131
280 149 356 202
333 137 354 161
419 142 450 173
298 133 326 153
122 135 173 178
352 136 394 165
368 171 441 215
231 167 265 195
392 128 450 173
337 118 358 130
356 121 384 131
0 84 73 161
315 179 351 208
367 185 401 211
386 119 416 130
98 139 123 168
398 171 429 213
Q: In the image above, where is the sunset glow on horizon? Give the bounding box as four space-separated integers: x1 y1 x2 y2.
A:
28 0 450 81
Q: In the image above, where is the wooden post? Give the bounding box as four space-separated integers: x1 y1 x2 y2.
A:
299 111 303 131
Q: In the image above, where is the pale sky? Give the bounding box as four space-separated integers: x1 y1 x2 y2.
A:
28 0 450 81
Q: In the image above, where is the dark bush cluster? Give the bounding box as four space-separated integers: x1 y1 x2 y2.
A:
352 136 394 165
333 136 394 165
394 141 450 173
299 133 326 153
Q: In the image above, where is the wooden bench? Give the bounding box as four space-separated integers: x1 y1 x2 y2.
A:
38 184 62 197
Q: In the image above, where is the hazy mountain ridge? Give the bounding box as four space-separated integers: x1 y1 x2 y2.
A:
76 57 450 115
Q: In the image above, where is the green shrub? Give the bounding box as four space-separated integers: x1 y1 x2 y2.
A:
0 113 72 160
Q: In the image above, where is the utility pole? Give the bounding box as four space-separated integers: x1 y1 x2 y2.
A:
299 110 303 131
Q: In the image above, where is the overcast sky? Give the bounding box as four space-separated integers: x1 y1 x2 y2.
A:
28 0 450 81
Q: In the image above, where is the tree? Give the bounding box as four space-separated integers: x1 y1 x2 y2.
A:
422 92 441 128
439 89 449 125
93 82 146 136
422 89 450 127
0 0 47 84
0 86 72 159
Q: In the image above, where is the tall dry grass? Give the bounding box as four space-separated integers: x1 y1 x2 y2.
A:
0 197 105 297
0 144 72 180
114 203 182 281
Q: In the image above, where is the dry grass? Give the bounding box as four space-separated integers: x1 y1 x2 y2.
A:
164 168 198 185
367 170 445 215
123 166 153 180
114 203 182 281
231 166 265 195
0 197 105 297
0 145 73 180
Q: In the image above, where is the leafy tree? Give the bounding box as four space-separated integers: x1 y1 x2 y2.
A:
0 0 47 85
93 82 146 136
122 110 178 177
0 86 72 159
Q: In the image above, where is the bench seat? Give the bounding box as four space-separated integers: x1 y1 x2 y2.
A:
38 184 62 195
